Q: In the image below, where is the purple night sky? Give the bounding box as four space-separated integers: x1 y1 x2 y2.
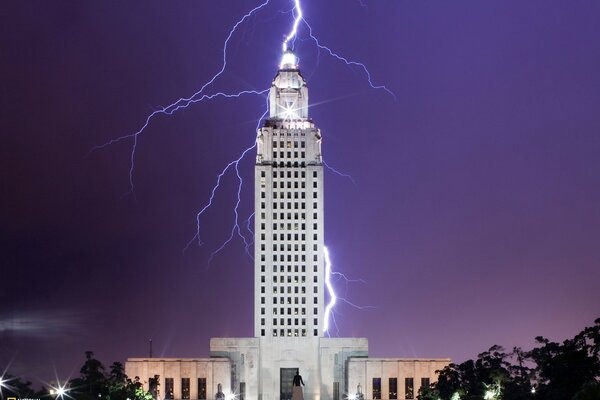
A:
2 0 599 383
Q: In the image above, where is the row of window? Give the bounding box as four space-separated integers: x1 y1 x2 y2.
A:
270 274 318 283
271 181 318 189
262 275 306 283
271 191 317 199
260 192 318 203
265 328 318 337
270 286 307 294
151 378 247 400
271 292 317 303
150 377 206 400
272 213 307 221
273 151 306 159
259 202 318 212
260 170 318 179
260 170 317 179
273 140 306 148
260 264 319 273
261 317 317 326
260 296 318 305
263 243 319 252
371 377 430 400
259 233 312 242
272 181 305 189
260 253 319 262
272 161 311 168
259 306 319 315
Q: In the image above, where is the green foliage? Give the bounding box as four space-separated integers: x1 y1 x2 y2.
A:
427 318 600 400
60 352 153 400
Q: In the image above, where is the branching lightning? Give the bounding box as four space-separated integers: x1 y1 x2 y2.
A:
302 19 397 100
96 0 393 331
89 0 273 197
323 160 357 186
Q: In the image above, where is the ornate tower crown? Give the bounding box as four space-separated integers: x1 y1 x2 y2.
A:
269 50 309 121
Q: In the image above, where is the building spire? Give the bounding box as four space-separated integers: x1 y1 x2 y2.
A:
279 49 298 70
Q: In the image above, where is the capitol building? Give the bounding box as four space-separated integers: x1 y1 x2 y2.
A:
125 50 449 400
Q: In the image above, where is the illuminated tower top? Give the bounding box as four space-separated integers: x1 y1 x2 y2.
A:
269 50 309 121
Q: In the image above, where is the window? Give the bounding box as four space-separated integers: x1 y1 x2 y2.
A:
372 378 381 400
165 378 174 399
405 378 414 399
389 378 397 400
182 378 190 399
240 382 246 400
198 378 207 400
421 378 430 390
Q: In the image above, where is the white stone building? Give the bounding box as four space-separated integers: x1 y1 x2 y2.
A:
125 50 450 400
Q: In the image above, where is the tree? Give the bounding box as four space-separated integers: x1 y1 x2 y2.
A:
66 352 153 400
69 351 108 399
0 374 44 399
528 319 600 400
424 318 600 400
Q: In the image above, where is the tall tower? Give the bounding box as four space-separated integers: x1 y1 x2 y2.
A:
254 50 325 339
210 50 368 400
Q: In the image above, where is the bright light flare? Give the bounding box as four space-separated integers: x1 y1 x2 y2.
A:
49 384 70 399
280 51 298 69
347 394 357 400
225 392 237 400
323 246 337 333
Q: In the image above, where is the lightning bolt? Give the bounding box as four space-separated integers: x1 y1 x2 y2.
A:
89 0 272 197
323 246 337 333
283 0 303 51
323 246 374 335
323 160 357 186
302 18 396 100
95 0 391 323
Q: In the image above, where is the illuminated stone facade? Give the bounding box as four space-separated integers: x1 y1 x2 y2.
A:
125 51 450 400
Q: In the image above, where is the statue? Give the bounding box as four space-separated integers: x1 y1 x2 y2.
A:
292 369 305 400
216 383 225 400
356 384 364 400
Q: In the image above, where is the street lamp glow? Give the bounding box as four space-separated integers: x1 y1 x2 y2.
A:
483 390 495 400
225 392 236 400
347 394 357 400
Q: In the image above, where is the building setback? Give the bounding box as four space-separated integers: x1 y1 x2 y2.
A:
125 50 450 400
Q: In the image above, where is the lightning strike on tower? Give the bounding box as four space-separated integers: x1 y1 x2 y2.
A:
94 0 395 333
